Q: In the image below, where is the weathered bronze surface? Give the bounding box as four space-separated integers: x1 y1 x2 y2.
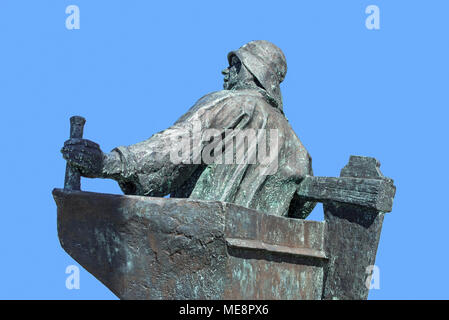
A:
53 188 326 299
61 40 315 218
56 40 396 300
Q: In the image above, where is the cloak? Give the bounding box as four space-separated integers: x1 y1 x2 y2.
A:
112 89 314 218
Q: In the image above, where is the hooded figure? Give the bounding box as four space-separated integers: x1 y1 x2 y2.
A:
228 40 287 111
62 40 316 218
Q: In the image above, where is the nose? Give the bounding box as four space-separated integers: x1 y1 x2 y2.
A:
222 68 229 75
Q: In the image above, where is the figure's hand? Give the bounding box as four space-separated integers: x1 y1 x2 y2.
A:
61 138 104 178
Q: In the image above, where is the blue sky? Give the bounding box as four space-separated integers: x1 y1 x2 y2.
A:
0 0 448 299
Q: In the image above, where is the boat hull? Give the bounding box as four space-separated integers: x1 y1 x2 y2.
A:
53 188 327 300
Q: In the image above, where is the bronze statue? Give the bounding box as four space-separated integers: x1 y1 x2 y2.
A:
55 40 396 299
61 40 316 218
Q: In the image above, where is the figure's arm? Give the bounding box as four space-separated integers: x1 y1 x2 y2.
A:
61 94 256 197
105 124 201 197
288 154 317 219
105 95 256 196
61 122 201 197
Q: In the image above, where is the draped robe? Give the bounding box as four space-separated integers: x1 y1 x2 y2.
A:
111 89 315 218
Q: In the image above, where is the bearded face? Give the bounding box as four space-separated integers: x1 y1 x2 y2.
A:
222 55 257 90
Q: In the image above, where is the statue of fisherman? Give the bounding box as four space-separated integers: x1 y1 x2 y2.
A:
61 40 316 218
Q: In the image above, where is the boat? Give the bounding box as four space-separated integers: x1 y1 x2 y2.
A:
53 155 395 299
